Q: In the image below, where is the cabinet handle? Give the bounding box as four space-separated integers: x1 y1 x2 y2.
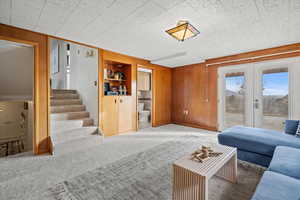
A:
120 99 123 103
183 110 189 115
115 99 117 104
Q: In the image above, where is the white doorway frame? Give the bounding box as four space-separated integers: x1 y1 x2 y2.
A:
218 57 300 131
253 60 293 128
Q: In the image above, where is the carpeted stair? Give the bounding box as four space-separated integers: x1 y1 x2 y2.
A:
50 89 99 152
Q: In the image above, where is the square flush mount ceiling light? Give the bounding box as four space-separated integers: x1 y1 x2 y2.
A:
166 20 200 41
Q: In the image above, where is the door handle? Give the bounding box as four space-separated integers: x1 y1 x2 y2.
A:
254 99 259 109
114 99 117 104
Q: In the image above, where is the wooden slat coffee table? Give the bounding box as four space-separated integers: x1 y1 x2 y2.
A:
172 145 237 200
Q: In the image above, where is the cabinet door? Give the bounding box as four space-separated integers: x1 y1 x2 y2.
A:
118 96 133 133
102 96 118 136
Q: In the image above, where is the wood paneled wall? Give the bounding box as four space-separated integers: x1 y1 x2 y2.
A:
172 64 217 130
0 24 49 154
153 67 172 126
172 42 300 131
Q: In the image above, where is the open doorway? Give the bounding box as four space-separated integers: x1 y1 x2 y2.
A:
49 38 99 147
137 67 152 129
0 40 34 157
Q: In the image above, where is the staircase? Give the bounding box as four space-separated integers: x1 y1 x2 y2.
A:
50 89 99 152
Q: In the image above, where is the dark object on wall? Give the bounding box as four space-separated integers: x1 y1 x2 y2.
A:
115 72 126 80
24 102 28 110
104 82 110 95
111 86 118 93
107 91 118 96
107 69 114 79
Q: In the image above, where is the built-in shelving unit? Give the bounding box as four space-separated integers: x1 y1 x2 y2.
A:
101 60 134 136
103 60 132 96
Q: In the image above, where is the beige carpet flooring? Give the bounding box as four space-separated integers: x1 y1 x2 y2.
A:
0 124 264 200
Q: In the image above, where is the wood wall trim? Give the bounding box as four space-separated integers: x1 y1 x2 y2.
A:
98 49 104 131
206 43 300 65
207 51 300 68
136 65 154 128
48 35 98 49
173 121 218 132
0 24 49 154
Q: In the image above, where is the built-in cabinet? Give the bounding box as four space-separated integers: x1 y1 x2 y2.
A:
102 96 133 136
172 64 213 130
101 59 134 136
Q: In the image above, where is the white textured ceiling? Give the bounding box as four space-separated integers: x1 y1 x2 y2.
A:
1 0 300 67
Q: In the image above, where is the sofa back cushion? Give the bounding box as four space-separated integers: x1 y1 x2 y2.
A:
285 120 299 135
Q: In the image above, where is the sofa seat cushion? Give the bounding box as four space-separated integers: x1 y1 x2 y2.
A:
251 171 300 200
269 146 300 179
218 126 300 157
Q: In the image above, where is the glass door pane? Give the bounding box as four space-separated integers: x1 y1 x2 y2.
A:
259 68 288 131
224 72 246 129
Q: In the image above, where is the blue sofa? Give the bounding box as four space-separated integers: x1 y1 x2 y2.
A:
218 126 300 167
251 146 300 200
218 126 300 200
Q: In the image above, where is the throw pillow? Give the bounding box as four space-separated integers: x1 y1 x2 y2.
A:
285 120 299 135
297 123 300 137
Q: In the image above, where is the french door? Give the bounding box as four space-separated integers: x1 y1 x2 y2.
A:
218 58 299 131
218 65 252 130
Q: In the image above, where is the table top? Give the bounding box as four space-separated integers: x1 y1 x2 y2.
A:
173 145 236 177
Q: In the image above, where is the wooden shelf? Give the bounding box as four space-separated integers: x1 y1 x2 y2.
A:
106 94 132 97
104 78 126 82
103 60 132 96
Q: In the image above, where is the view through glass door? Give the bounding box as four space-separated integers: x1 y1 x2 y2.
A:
224 72 246 129
218 62 291 132
218 66 252 131
254 66 289 131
